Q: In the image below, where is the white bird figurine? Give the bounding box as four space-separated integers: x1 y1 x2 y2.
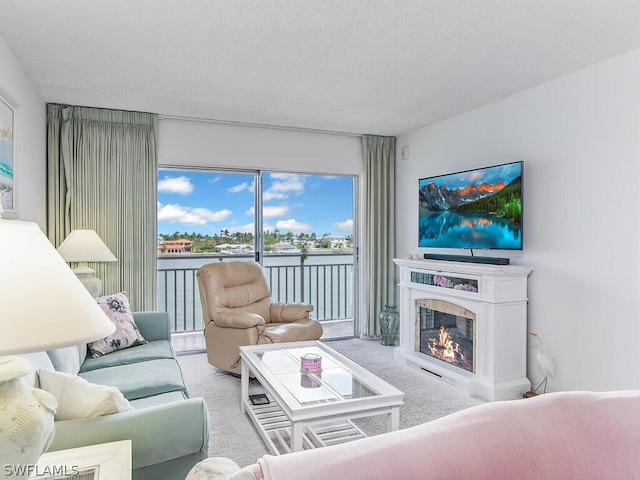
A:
529 332 554 393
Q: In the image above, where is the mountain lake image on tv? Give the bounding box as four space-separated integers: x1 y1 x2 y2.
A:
418 161 523 250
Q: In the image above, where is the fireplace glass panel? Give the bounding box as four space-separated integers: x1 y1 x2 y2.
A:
410 271 478 293
419 307 475 373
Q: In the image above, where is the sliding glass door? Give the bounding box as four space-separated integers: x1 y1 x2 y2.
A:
261 172 356 339
157 168 357 342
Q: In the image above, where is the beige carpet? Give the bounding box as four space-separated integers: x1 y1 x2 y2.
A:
177 339 484 468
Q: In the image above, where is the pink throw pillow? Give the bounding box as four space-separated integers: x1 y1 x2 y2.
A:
88 292 147 357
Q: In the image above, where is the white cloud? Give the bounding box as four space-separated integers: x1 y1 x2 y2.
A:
264 173 304 200
228 179 255 193
263 205 290 218
224 222 288 235
276 218 311 234
263 191 288 201
269 173 298 180
225 222 255 234
334 219 353 231
158 203 232 226
228 182 249 193
245 204 290 218
158 176 194 195
191 207 234 222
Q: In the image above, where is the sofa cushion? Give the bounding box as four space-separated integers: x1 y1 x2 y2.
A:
80 340 176 373
46 346 82 374
38 369 133 421
79 358 188 400
130 391 188 409
89 292 148 357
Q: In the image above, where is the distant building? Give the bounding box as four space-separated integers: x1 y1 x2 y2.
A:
272 242 300 253
219 244 253 255
322 235 349 249
158 239 193 253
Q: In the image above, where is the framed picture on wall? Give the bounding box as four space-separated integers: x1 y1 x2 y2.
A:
0 86 18 219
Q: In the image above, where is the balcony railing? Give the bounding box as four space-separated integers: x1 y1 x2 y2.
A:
157 253 354 333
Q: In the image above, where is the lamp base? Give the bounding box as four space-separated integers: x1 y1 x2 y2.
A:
0 356 57 479
72 266 104 298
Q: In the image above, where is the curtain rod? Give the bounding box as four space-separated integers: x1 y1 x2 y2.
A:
157 114 363 138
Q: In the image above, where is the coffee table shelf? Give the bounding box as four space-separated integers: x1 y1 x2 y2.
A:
245 395 367 454
240 341 404 454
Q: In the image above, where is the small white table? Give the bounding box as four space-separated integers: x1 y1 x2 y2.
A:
31 440 131 480
240 341 404 454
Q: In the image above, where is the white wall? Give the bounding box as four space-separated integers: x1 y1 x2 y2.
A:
158 118 362 175
396 49 640 392
0 34 46 226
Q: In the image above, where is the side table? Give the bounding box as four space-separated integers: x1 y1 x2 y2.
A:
29 440 131 479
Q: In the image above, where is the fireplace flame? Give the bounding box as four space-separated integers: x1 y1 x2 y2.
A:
428 326 465 364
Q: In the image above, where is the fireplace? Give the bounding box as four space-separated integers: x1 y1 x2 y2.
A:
417 300 475 374
393 258 532 401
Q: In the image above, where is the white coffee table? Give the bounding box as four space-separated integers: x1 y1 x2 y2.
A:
239 341 404 454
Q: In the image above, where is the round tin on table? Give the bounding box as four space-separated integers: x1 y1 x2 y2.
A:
300 372 321 388
301 353 322 372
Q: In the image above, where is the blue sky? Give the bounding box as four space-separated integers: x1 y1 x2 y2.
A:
157 170 354 237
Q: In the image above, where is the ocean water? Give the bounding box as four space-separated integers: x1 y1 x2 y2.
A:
158 253 354 331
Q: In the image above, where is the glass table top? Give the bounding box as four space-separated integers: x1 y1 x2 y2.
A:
257 346 379 406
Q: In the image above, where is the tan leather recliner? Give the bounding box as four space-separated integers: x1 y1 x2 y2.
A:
196 261 323 374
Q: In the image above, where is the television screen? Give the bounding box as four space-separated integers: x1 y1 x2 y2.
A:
418 161 523 250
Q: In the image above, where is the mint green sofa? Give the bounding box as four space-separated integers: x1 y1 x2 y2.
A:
21 312 209 480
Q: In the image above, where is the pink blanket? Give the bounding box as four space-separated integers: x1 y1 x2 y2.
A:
250 391 640 480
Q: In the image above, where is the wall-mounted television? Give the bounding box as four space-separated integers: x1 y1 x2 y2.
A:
418 161 523 250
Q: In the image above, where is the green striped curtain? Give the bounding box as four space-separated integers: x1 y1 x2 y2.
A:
47 104 157 311
362 135 396 336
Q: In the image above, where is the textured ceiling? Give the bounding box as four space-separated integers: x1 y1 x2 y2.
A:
1 1 640 135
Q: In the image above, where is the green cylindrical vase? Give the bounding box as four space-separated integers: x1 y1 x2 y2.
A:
379 305 399 346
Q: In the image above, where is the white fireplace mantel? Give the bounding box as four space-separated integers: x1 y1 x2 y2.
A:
393 258 533 401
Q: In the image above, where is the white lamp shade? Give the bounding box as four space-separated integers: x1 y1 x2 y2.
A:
0 221 116 355
56 229 117 263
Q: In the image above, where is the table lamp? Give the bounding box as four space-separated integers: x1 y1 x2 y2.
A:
0 220 116 475
56 229 117 297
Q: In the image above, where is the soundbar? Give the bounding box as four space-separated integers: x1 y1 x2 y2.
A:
423 253 510 265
